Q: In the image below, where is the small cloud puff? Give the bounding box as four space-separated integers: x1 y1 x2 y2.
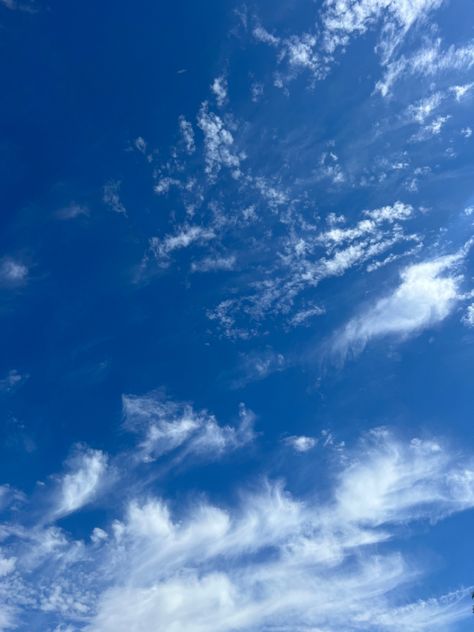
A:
211 76 228 108
283 435 317 452
0 258 28 287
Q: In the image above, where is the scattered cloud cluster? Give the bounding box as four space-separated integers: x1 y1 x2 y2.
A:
377 39 474 96
0 427 473 630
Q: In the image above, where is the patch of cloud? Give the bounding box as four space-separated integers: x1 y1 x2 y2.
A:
153 176 181 195
0 258 28 287
289 304 326 327
411 114 451 141
231 348 286 388
179 116 196 154
332 252 465 359
149 225 215 267
197 103 245 180
284 33 319 73
0 369 28 393
250 81 264 102
0 428 473 629
208 202 420 338
377 39 474 97
282 435 317 452
462 303 474 327
53 448 108 519
363 201 413 222
122 393 255 464
253 0 445 86
323 0 444 62
406 92 444 124
449 82 474 101
103 180 127 215
191 255 236 273
252 24 280 46
56 203 89 220
211 76 228 108
59 433 474 630
318 151 345 184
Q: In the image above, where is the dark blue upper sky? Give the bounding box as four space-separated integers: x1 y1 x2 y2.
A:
1 1 474 630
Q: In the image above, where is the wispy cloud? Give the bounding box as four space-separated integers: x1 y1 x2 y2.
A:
377 38 474 96
122 393 255 464
53 448 108 519
56 203 90 220
0 369 28 393
332 251 466 359
103 180 127 215
0 427 472 630
0 258 28 287
149 225 215 267
191 255 236 273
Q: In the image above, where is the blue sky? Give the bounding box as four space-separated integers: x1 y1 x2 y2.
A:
1 0 474 629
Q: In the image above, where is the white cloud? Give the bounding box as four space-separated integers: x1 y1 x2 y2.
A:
250 82 264 102
207 200 420 338
191 255 236 273
122 393 255 463
103 180 126 215
411 115 451 141
377 39 474 96
179 116 196 153
318 151 345 184
0 428 473 630
0 553 15 577
54 448 108 518
289 304 325 327
407 93 443 123
284 34 319 73
153 176 180 194
363 201 413 222
211 76 228 107
333 253 463 358
255 0 445 86
149 225 215 266
0 258 28 286
81 431 474 631
450 82 474 101
323 0 444 58
252 25 280 46
282 435 317 452
0 369 27 393
197 104 244 180
462 303 474 327
56 203 89 220
231 349 285 387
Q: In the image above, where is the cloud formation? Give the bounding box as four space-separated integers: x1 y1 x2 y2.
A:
53 448 108 518
333 252 465 358
122 393 255 464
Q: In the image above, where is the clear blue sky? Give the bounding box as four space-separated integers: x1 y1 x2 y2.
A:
1 0 474 630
